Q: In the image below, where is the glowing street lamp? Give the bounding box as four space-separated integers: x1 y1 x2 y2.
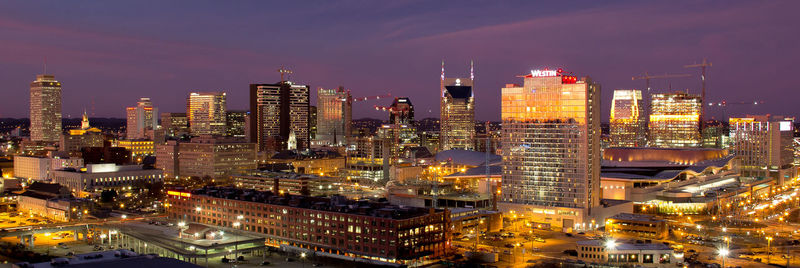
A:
718 247 729 268
766 236 773 264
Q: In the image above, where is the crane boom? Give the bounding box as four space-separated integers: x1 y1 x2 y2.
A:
351 93 391 102
684 58 712 125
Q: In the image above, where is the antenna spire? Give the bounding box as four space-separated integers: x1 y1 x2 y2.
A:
470 60 474 80
440 60 445 97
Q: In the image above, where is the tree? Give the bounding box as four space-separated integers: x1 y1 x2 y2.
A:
100 190 117 203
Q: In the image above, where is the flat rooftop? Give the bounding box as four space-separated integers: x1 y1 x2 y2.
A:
609 213 664 223
20 250 200 268
105 220 264 253
184 186 444 220
578 239 672 251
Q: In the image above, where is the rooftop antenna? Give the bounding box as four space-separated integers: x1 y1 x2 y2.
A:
43 57 47 74
470 60 474 80
440 60 445 97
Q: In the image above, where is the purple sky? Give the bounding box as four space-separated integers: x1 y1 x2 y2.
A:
1 1 799 122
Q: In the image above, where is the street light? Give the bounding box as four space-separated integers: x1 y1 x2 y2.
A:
605 239 616 265
718 247 729 268
300 252 307 268
177 221 186 238
232 221 241 259
766 236 773 264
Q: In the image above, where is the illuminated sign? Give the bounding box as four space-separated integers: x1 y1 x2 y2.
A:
167 191 191 198
530 69 558 77
780 121 792 131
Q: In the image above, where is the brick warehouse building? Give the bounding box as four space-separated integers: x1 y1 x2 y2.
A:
167 187 450 266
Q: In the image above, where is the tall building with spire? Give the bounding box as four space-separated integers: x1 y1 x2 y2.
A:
440 61 476 151
30 74 62 142
500 68 601 229
80 110 91 130
126 98 158 139
187 92 226 136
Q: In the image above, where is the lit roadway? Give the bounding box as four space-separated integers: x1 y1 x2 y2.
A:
656 176 800 267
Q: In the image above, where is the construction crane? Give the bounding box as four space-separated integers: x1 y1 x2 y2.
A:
342 93 392 103
706 100 763 120
685 58 713 123
277 66 292 83
631 72 692 92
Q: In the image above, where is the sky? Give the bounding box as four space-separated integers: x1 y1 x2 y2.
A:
1 1 799 122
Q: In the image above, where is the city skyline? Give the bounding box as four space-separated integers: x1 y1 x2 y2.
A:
1 1 798 121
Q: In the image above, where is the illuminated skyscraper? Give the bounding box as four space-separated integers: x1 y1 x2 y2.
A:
30 74 62 142
440 61 476 151
316 86 351 146
500 69 601 228
610 89 646 147
187 92 227 136
730 115 796 183
249 82 310 152
376 97 418 160
126 97 158 139
648 92 701 148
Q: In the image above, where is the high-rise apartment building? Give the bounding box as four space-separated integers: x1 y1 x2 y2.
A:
500 69 600 228
440 62 476 151
126 98 158 139
161 112 188 137
730 115 796 183
648 93 701 148
30 74 62 142
187 92 227 136
249 82 310 152
316 87 351 146
609 90 646 147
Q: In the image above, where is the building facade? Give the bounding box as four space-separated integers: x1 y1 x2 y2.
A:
226 110 247 138
440 67 476 151
576 240 681 267
500 69 601 228
60 112 104 153
249 82 310 152
161 112 189 137
126 97 158 139
155 140 180 179
13 156 51 181
167 187 449 266
610 89 647 147
113 139 155 163
605 213 668 239
648 93 701 148
316 87 351 146
155 136 256 179
730 115 795 183
30 74 62 142
187 92 227 136
51 163 164 195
